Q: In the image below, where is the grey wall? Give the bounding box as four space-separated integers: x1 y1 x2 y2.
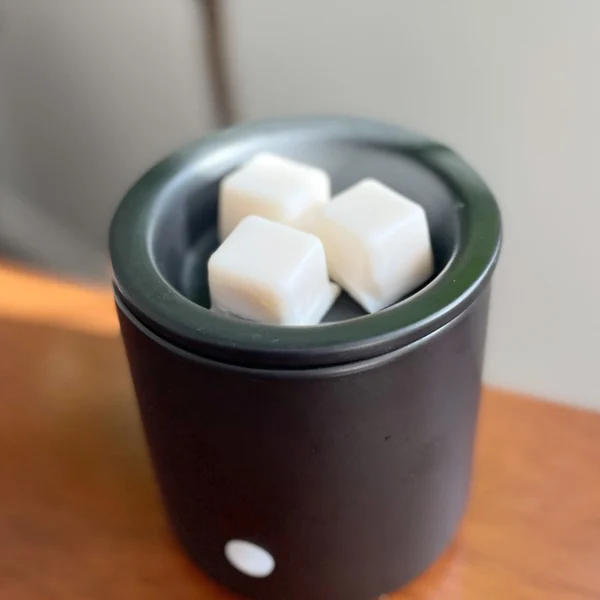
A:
224 0 600 409
0 0 215 278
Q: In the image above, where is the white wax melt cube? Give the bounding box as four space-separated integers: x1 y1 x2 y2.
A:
318 179 434 313
218 153 330 240
209 216 340 326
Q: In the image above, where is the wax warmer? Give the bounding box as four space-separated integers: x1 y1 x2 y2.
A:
110 117 501 600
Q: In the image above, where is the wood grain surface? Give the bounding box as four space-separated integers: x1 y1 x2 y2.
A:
1 264 599 599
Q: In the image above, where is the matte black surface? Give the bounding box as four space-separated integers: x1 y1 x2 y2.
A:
110 116 501 368
117 290 490 600
110 117 502 600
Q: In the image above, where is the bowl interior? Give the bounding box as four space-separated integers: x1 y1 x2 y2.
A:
150 135 459 324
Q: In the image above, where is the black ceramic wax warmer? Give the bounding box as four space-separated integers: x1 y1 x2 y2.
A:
110 117 501 600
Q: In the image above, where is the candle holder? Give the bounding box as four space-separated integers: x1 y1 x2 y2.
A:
110 116 501 600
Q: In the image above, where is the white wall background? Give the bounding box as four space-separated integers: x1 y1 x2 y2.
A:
0 0 215 278
1 0 599 409
224 0 600 410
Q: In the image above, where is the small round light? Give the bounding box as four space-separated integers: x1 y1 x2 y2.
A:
224 540 275 578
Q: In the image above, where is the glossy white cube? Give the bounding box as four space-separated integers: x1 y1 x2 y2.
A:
218 153 330 240
209 216 339 326
318 179 434 313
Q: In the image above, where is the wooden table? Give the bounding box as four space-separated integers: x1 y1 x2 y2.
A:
1 264 599 600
